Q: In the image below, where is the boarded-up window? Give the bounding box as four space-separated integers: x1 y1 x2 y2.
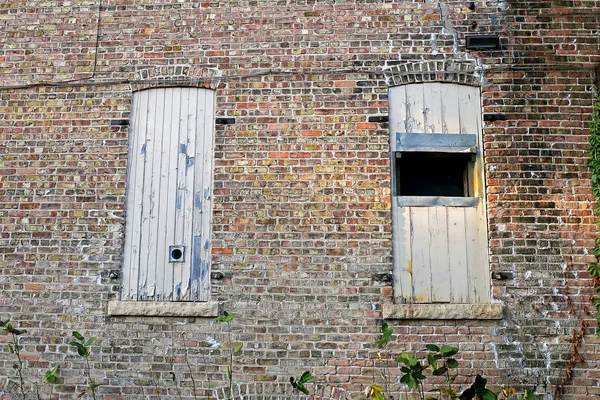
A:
389 83 490 304
121 87 215 302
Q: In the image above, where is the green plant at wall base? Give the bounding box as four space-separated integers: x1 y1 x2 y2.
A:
587 94 600 335
69 331 100 400
395 345 461 400
1 319 27 400
215 311 242 400
365 321 535 400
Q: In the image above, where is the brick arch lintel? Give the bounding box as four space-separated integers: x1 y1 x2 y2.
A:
383 60 487 87
131 65 222 92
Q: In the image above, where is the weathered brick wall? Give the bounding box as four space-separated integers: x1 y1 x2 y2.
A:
1 0 599 399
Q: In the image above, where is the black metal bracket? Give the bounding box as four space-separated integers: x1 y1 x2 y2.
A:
483 114 507 122
465 34 501 50
110 119 129 126
368 116 389 123
216 117 236 125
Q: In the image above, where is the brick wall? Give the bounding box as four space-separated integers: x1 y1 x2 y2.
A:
1 0 599 399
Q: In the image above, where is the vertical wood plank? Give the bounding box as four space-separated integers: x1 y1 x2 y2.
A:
137 89 159 300
388 86 407 137
180 89 199 301
159 88 181 301
152 88 171 300
447 207 469 302
392 204 414 303
429 206 451 302
144 88 167 300
441 83 460 134
190 89 208 301
121 91 144 300
405 84 425 133
410 207 431 303
173 88 191 301
425 83 444 134
198 89 215 301
457 85 480 135
465 205 489 302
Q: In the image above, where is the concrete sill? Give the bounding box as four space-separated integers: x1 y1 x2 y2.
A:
107 301 219 317
383 303 503 320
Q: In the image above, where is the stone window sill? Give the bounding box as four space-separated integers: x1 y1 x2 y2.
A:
107 301 219 317
383 303 503 320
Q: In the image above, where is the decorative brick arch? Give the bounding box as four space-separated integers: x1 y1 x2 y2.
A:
383 60 487 87
131 65 221 91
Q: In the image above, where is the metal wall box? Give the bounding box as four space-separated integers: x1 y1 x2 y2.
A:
465 35 500 50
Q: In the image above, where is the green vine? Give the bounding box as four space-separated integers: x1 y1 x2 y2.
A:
587 93 600 333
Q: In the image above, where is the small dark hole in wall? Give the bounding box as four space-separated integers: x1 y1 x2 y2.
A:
171 248 183 260
169 246 185 262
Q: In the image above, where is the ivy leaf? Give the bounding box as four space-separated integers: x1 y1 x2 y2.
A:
70 341 89 357
6 326 27 336
400 373 418 390
44 365 60 383
501 387 516 398
375 321 393 347
215 311 237 323
299 371 314 384
425 344 440 352
72 331 84 341
447 358 459 368
365 384 385 400
441 345 459 357
84 337 96 347
522 391 535 400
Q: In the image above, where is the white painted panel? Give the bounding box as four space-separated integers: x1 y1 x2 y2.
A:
121 92 146 300
137 89 158 300
425 83 443 134
465 205 489 303
392 206 413 302
388 85 407 137
122 87 215 302
198 90 216 301
410 207 431 303
173 88 192 301
441 83 460 134
405 84 425 134
153 88 171 300
161 88 182 301
145 88 168 300
390 82 490 305
188 89 214 301
447 207 469 302
429 207 451 303
457 85 482 137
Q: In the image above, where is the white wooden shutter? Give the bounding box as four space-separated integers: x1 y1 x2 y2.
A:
121 87 215 302
389 83 490 303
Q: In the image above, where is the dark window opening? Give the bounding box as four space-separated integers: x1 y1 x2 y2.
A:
395 152 472 197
